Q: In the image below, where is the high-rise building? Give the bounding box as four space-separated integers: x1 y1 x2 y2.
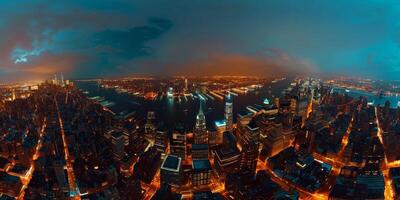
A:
192 143 209 160
192 159 212 186
214 132 240 177
194 100 207 144
154 124 168 155
111 130 126 160
225 93 233 132
184 78 188 93
160 155 183 187
171 124 187 160
145 111 156 142
239 140 259 173
134 147 161 184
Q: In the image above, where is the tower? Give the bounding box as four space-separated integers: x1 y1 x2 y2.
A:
225 93 233 132
194 100 207 144
184 78 188 93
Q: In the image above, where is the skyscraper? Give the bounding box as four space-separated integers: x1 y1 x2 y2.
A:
194 100 207 144
171 124 187 160
225 93 233 132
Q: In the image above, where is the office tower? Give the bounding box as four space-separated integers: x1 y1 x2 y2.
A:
106 128 130 146
225 93 233 132
145 111 156 142
133 147 161 184
192 159 212 186
184 78 188 93
154 124 168 155
214 132 240 177
167 87 174 98
171 124 187 160
111 130 126 160
160 155 183 186
192 143 209 160
194 100 207 144
239 140 259 173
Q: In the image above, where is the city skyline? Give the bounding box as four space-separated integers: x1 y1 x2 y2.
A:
1 1 400 200
1 0 400 83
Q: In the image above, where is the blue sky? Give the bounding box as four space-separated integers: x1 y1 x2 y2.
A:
0 0 399 82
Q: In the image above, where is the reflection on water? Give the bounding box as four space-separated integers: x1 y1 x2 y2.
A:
333 87 400 108
75 78 293 131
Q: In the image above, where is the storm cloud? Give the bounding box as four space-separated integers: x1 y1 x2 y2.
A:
0 0 399 82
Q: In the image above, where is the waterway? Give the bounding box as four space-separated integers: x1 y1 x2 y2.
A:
75 78 292 131
333 87 400 108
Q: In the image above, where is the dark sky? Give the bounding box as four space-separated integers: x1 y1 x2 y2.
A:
0 0 399 82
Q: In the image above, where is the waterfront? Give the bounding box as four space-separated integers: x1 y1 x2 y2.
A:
75 78 293 131
333 87 400 108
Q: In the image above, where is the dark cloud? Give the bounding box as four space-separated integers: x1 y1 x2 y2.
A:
0 0 400 82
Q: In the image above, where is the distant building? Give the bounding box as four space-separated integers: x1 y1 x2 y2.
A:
194 100 208 144
160 155 183 186
225 93 233 132
192 159 212 186
145 111 156 141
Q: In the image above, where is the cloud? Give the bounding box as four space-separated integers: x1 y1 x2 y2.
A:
1 0 400 82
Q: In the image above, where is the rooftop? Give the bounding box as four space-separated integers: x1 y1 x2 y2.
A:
192 143 209 150
161 155 181 172
192 159 212 171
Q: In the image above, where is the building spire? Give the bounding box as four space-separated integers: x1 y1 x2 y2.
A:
198 98 204 115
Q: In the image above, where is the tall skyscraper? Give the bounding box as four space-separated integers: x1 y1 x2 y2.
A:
194 100 207 144
225 93 233 132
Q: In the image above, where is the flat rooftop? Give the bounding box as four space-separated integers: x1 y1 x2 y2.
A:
161 155 181 172
192 143 208 150
192 159 211 171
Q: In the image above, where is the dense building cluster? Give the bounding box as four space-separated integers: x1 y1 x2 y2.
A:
0 77 399 200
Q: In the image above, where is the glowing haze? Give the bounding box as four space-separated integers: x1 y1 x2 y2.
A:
0 0 399 82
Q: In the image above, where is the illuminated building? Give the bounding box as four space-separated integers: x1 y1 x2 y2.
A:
191 159 212 186
209 120 225 146
225 93 233 132
154 125 168 155
0 172 22 198
263 98 270 105
239 140 258 173
167 87 174 98
160 155 183 187
184 78 188 93
192 143 209 160
214 132 240 177
170 124 186 160
145 111 156 142
194 100 207 144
